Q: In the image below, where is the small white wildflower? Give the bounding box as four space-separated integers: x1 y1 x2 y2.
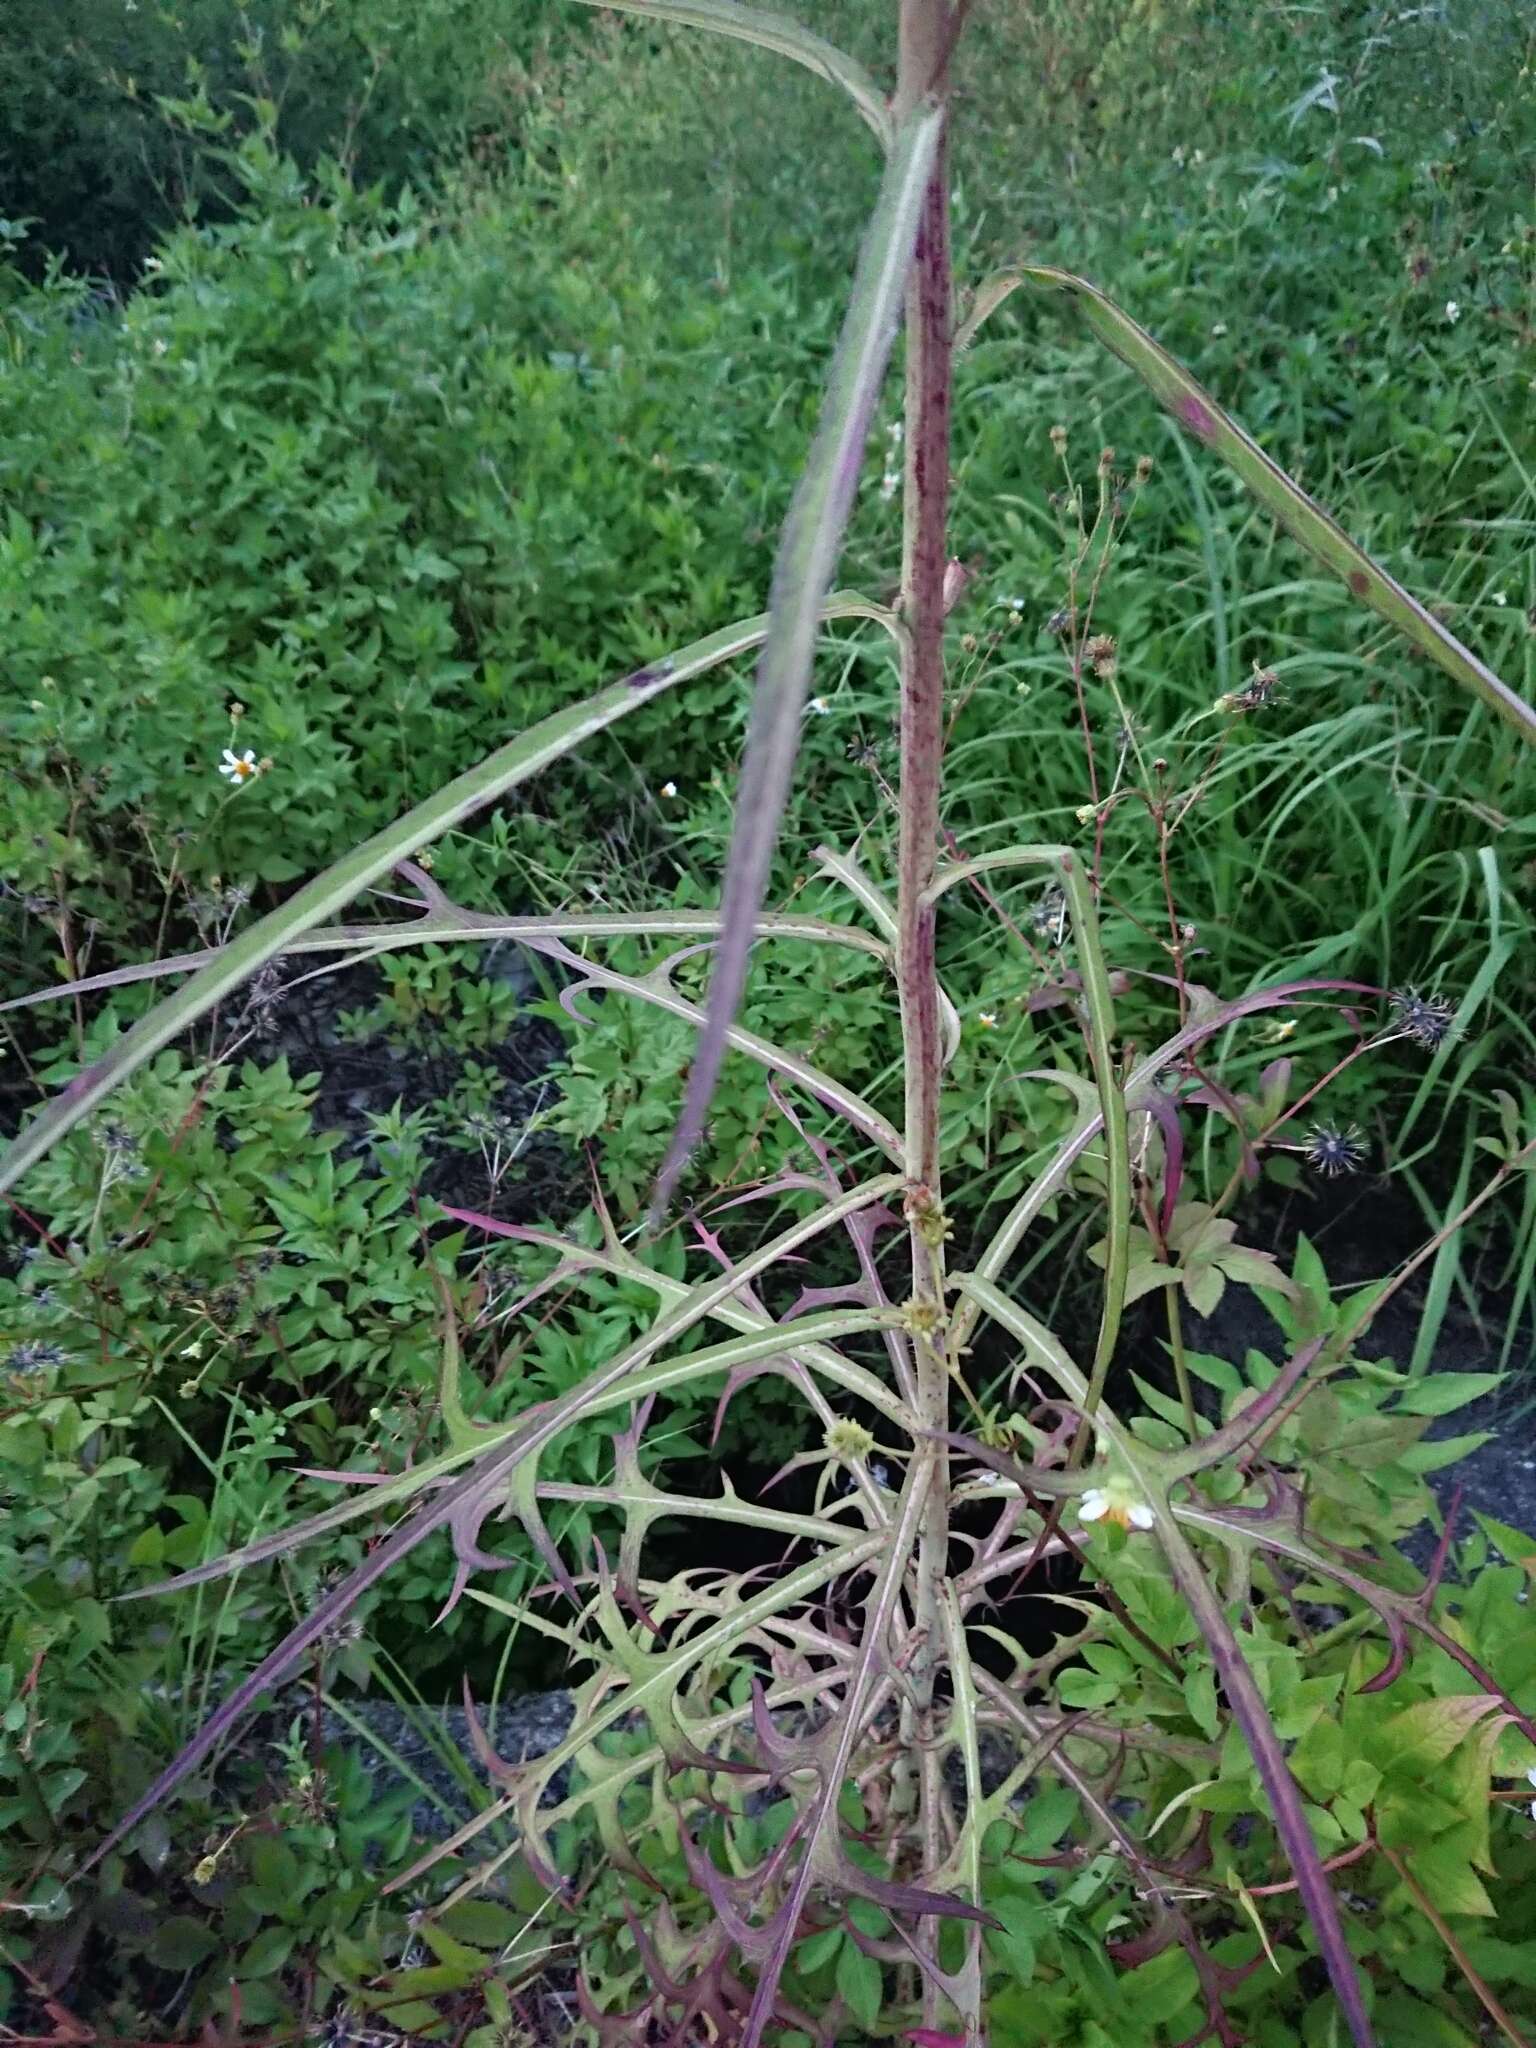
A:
1078 1475 1155 1532
1192 148 1205 166
219 748 259 786
152 337 168 356
976 1011 998 1030
179 1339 203 1359
1171 145 1186 167
659 780 678 799
1445 300 1461 324
880 468 900 502
808 696 830 716
1210 322 1228 337
1492 591 1508 606
1075 802 1099 826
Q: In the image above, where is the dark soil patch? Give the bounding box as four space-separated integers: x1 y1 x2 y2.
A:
250 941 582 1227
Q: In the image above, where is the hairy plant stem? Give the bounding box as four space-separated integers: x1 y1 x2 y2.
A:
894 0 964 2029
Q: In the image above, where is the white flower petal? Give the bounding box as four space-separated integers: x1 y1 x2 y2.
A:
1078 1489 1109 1523
1128 1502 1156 1531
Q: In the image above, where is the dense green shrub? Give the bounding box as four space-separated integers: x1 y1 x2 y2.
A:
0 0 588 284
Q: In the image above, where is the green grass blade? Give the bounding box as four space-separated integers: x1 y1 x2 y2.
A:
964 266 1536 746
566 0 893 147
653 99 943 1212
0 601 883 1197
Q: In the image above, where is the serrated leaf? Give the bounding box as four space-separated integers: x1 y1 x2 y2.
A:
1469 1511 1536 1575
1396 1373 1503 1416
1398 1432 1492 1473
1380 1694 1501 1771
1401 1841 1495 1918
1182 1261 1225 1318
1215 1243 1299 1298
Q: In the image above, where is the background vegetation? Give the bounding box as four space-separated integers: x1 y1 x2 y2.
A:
2 0 1535 2035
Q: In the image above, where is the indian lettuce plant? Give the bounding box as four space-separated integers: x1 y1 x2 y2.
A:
5 2 1536 2041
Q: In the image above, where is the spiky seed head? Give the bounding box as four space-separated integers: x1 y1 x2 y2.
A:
1386 986 1456 1051
1304 1123 1367 1177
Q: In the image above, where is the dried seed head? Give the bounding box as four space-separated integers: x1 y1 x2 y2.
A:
1135 454 1154 484
1097 445 1116 478
1386 986 1456 1051
1049 423 1069 453
1085 631 1118 678
1217 661 1282 715
1304 1123 1367 1177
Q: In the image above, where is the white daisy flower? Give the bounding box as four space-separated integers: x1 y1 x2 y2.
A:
1078 1476 1156 1531
219 748 259 786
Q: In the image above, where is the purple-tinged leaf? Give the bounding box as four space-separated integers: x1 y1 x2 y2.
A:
652 101 943 1217
1156 1517 1376 2046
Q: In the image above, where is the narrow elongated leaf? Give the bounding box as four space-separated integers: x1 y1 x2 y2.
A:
0 907 890 1014
567 0 893 147
960 266 1536 745
1153 1516 1376 2047
654 102 942 1215
0 598 887 1196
